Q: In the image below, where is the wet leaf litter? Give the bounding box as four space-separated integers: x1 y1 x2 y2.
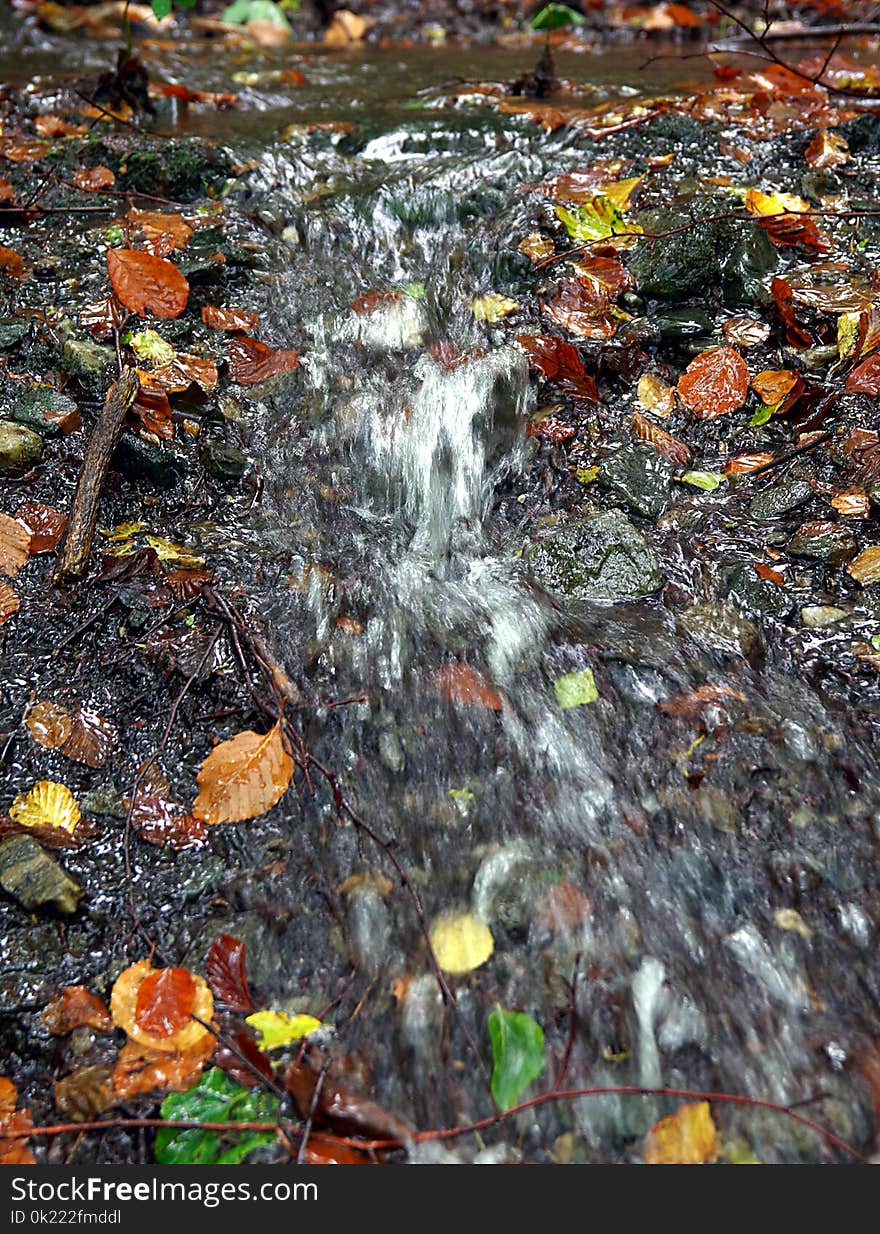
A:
0 0 879 1169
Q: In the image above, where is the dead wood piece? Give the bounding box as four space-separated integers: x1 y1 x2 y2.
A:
55 369 139 582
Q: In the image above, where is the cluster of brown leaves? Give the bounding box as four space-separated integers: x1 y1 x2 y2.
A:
26 700 117 768
0 503 68 626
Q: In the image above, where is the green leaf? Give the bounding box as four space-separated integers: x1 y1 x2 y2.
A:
679 470 725 492
488 1007 545 1111
531 3 586 32
222 0 291 27
750 401 780 427
554 198 634 244
155 1069 279 1165
151 0 173 17
554 668 598 709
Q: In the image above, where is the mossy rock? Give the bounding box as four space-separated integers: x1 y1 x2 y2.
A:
524 510 663 601
629 209 718 299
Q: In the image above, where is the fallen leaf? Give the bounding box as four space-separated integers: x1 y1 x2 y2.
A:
677 346 749 419
722 315 770 348
488 1006 545 1112
130 796 207 849
0 246 25 279
0 1078 35 1166
193 722 293 824
518 232 554 263
41 986 113 1035
632 411 691 466
752 369 800 406
831 488 870 519
111 959 214 1054
744 188 810 215
429 912 494 974
637 373 674 417
554 668 599 708
228 336 300 384
72 165 116 191
80 295 127 340
61 708 117 767
643 1101 719 1164
543 278 618 340
139 353 219 393
536 880 593 932
846 352 880 396
527 412 576 442
771 277 813 348
26 701 73 750
0 582 19 625
805 130 849 169
107 248 189 319
758 213 831 253
286 1059 412 1143
434 664 503 710
659 683 747 716
0 513 30 577
9 781 80 834
472 294 519 323
16 502 66 553
131 386 173 439
206 934 254 1013
245 1010 321 1050
847 545 880 585
201 305 260 334
324 10 368 45
516 334 599 401
774 908 813 939
54 1066 115 1121
127 209 193 257
724 453 774 475
112 1035 214 1100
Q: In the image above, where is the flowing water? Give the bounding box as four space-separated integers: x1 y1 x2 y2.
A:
2 17 879 1161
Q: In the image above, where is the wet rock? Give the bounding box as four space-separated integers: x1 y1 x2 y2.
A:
377 724 405 774
748 478 813 521
721 563 790 617
63 338 115 378
344 886 391 975
12 386 79 437
678 601 760 658
524 510 663 601
119 137 232 202
717 221 777 307
786 520 857 565
472 842 535 936
0 420 42 471
841 113 880 151
780 719 818 763
629 209 717 299
0 835 82 914
599 444 673 519
0 320 27 349
112 433 186 488
800 605 847 627
199 439 249 481
694 784 738 834
653 307 714 340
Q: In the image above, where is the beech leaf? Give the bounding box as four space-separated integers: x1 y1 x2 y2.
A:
245 1010 322 1050
429 912 494 974
107 248 189 319
643 1101 719 1164
488 1006 545 1111
193 722 294 824
677 346 749 419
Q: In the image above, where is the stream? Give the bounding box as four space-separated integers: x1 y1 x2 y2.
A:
1 14 879 1163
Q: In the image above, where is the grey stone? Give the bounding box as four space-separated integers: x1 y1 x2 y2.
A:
748 478 813 521
600 444 673 519
0 835 82 914
679 601 760 657
525 510 663 601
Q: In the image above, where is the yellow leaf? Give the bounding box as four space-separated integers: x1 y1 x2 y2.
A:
429 912 494 974
10 780 81 833
837 311 860 359
744 188 810 216
774 908 813 939
245 1010 321 1050
637 373 674 417
192 722 293 824
601 175 643 211
518 232 554 264
471 294 519 323
643 1101 719 1164
144 535 205 569
102 522 145 542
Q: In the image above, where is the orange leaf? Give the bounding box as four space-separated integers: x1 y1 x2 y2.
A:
42 986 112 1035
643 1101 719 1164
107 248 189 319
632 411 691 466
0 513 30 577
724 452 773 475
135 968 197 1039
112 1035 214 1100
192 722 294 824
201 305 260 334
434 664 504 710
127 209 193 257
751 369 799 406
139 353 218 393
131 386 173 439
0 581 19 625
0 246 25 279
227 336 300 385
16 501 66 553
72 165 116 191
677 346 749 419
805 130 849 169
110 960 213 1054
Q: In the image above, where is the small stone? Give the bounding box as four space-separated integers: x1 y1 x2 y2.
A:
748 478 813 521
524 510 663 601
0 420 42 472
13 386 80 437
847 545 880 586
717 221 777 307
0 320 27 349
199 440 249 481
600 444 673 519
0 834 82 914
800 605 847 627
62 338 115 377
112 433 186 488
629 209 716 299
786 520 857 566
679 601 760 658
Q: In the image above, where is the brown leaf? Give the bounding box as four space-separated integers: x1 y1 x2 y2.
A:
0 581 19 626
752 369 800 406
643 1101 719 1164
131 385 173 439
722 315 769 348
201 305 260 334
80 295 127 340
110 959 214 1054
434 663 504 710
724 452 774 475
192 722 294 824
543 278 617 340
632 411 691 466
16 501 66 553
677 346 749 419
286 1060 413 1143
636 373 674 418
854 305 880 364
771 277 813 348
135 968 197 1039
130 795 207 849
206 934 254 1014
0 513 30 577
518 232 554 264
805 130 849 169
42 985 112 1035
659 683 747 717
0 1080 35 1165
847 545 880 586
213 1029 274 1088
324 10 369 45
107 248 189 319
60 707 117 767
0 246 25 279
302 1133 378 1165
127 209 193 257
758 214 831 253
846 352 880 397
228 336 300 385
830 487 870 519
54 1066 115 1121
527 412 576 443
139 353 218 393
536 880 593 932
516 334 599 401
72 165 116 192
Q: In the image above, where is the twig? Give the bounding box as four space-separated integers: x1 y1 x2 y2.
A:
54 369 139 581
296 1056 332 1165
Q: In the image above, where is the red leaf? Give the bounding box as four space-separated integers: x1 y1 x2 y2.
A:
201 305 260 334
206 934 254 1013
228 337 300 385
527 414 577 442
134 968 197 1038
771 277 813 348
286 1060 413 1143
15 502 66 554
107 248 189 319
758 214 831 253
131 387 173 439
677 346 749 418
846 352 880 396
434 664 504 710
213 1029 274 1088
516 334 599 401
632 412 691 466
